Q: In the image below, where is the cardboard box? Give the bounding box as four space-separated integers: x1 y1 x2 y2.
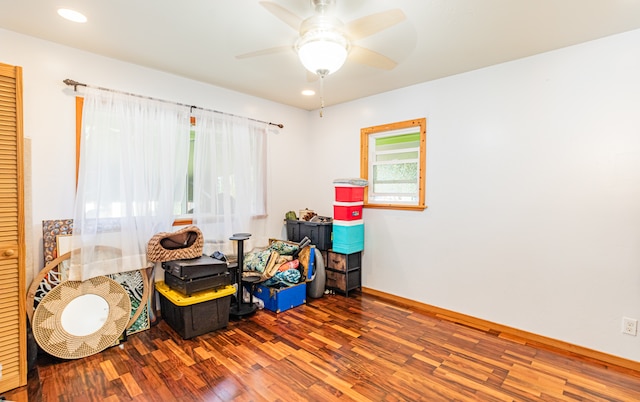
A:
253 282 306 313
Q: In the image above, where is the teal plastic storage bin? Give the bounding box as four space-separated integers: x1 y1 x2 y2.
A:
332 220 364 254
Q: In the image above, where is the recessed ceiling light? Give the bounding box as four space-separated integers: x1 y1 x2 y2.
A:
301 89 316 96
57 8 87 23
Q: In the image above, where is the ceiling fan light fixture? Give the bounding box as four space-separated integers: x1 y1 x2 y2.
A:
296 30 348 76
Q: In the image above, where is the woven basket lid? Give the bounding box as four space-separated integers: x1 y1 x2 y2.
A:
147 225 204 262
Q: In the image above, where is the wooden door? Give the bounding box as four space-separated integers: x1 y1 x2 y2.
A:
0 62 26 393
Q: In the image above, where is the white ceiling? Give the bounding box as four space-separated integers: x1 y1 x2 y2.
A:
2 0 640 111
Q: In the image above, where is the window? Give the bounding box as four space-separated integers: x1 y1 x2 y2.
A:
75 99 268 225
360 118 427 210
176 119 196 217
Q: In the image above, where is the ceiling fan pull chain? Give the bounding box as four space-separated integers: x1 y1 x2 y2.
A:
318 68 328 117
320 74 325 117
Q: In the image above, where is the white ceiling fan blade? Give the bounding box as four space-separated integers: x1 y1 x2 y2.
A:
346 9 406 41
349 45 397 70
259 1 303 31
236 45 292 59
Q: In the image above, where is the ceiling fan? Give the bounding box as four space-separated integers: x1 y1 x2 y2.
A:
237 0 407 77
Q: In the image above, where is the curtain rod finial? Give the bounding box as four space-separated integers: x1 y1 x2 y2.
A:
63 79 85 92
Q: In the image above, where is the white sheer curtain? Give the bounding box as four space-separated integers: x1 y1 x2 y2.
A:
191 110 268 256
70 87 191 281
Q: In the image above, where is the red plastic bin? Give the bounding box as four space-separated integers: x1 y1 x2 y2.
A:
334 185 365 202
333 201 363 221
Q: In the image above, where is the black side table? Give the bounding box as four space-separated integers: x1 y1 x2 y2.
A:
229 233 258 318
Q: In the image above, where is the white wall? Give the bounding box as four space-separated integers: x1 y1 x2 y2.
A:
306 28 640 362
0 28 310 283
4 25 640 363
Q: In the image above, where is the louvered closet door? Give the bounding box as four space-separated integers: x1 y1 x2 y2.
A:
0 63 26 393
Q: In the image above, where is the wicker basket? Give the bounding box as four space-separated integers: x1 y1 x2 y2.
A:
147 226 204 262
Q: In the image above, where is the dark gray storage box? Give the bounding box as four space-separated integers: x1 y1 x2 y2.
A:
286 219 332 250
162 255 227 280
156 281 234 339
164 270 231 296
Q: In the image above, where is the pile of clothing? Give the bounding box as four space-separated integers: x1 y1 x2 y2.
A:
243 237 311 288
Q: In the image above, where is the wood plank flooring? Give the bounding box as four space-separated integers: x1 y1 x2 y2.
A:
4 292 640 401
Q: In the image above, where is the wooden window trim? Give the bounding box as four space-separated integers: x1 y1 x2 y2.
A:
75 97 82 187
360 118 427 211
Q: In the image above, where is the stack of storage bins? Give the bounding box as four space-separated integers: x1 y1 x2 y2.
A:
155 256 235 339
332 183 365 253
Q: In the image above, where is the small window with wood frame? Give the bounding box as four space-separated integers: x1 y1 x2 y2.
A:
360 118 427 210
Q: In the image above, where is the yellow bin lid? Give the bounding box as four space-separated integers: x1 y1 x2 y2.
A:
155 281 235 306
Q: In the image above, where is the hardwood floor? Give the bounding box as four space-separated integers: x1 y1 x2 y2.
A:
4 291 640 401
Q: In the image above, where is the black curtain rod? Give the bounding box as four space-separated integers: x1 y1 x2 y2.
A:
63 79 284 129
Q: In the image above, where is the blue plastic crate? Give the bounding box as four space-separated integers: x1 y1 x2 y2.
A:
253 282 306 313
